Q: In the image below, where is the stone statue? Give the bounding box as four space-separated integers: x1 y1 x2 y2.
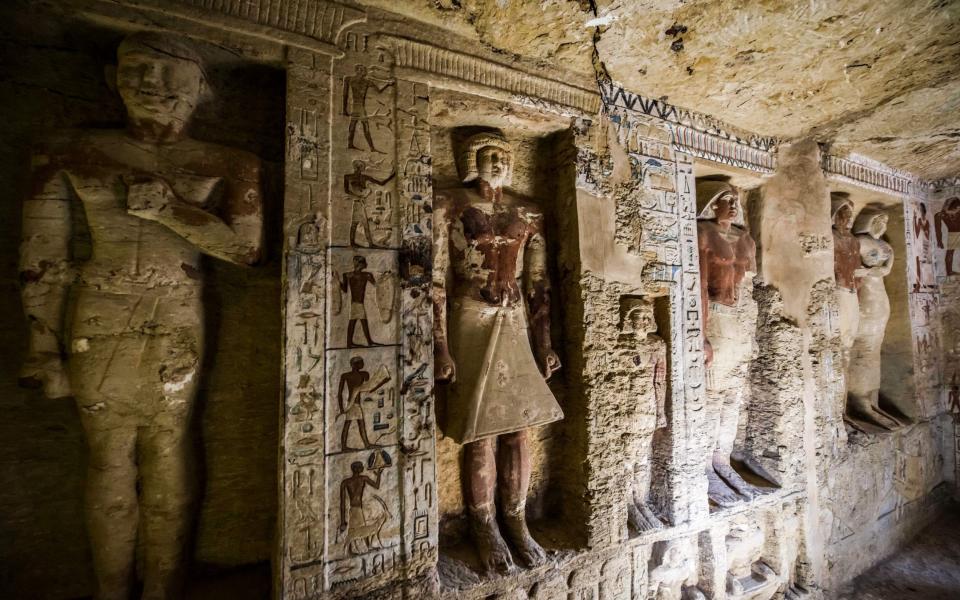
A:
848 206 901 430
619 298 667 532
648 540 705 600
433 131 563 573
831 194 868 427
725 522 779 600
935 196 960 276
696 179 764 508
18 33 263 599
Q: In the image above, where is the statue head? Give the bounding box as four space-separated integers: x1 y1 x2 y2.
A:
116 32 207 133
696 179 744 227
853 205 888 239
946 197 960 213
460 132 513 189
831 193 854 231
623 299 656 336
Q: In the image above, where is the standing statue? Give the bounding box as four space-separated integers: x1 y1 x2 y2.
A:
619 298 667 532
696 180 764 508
18 33 263 599
935 196 960 276
831 195 867 426
848 206 901 429
433 131 563 573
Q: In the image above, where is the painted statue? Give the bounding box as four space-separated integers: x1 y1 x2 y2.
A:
18 33 263 599
832 194 861 367
848 206 901 429
726 522 779 600
935 196 960 276
619 297 667 532
648 540 706 600
433 131 562 573
696 179 764 508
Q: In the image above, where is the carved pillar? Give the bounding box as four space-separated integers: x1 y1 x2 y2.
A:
281 47 333 599
671 152 710 525
279 30 437 599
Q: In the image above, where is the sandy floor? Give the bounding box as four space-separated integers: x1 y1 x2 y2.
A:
837 509 960 599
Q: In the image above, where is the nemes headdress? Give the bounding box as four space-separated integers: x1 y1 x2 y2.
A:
459 132 511 183
696 179 744 227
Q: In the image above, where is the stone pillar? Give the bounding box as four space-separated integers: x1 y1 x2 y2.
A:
278 33 437 599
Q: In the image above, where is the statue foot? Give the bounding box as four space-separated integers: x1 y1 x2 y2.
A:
707 468 743 508
714 462 766 500
628 501 664 532
502 510 546 568
873 405 904 429
469 510 514 575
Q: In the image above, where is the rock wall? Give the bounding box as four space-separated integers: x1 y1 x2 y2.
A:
0 2 955 600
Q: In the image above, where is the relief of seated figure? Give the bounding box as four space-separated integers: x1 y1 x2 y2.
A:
18 32 263 600
726 522 780 600
433 131 563 574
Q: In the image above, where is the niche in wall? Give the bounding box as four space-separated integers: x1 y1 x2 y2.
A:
829 182 914 425
0 7 284 597
430 88 584 580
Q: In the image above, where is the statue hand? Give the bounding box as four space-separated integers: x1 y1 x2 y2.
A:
704 338 714 368
124 176 175 221
435 346 456 383
19 352 72 399
539 349 561 380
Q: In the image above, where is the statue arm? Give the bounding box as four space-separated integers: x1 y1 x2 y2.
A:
934 212 944 248
126 154 265 266
19 153 75 399
432 201 455 381
524 220 560 379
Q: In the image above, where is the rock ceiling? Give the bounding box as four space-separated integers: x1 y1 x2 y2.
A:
361 0 960 181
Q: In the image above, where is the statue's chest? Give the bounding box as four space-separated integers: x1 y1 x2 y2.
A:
459 206 528 247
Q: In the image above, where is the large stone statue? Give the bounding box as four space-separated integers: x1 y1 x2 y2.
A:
696 180 764 508
18 33 263 599
848 206 900 429
433 131 563 573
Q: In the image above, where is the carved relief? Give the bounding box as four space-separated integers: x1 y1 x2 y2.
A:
648 539 705 600
18 33 264 600
935 196 960 277
725 521 780 600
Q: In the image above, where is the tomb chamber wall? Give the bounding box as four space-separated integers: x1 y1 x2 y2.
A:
0 1 955 599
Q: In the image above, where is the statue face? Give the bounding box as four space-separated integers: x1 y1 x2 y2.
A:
116 46 204 126
476 145 512 189
869 214 888 238
834 204 852 230
713 193 738 223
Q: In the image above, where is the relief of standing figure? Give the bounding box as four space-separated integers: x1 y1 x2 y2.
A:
342 64 395 153
433 131 563 573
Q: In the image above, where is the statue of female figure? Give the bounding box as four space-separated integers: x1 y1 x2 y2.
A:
847 206 901 429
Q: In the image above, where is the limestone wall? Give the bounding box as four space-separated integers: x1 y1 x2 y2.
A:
0 2 955 600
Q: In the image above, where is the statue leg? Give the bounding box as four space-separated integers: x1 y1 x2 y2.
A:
628 431 663 532
140 423 195 600
498 430 546 567
946 250 955 275
463 437 514 573
713 385 763 499
140 331 200 600
704 389 741 508
80 413 139 600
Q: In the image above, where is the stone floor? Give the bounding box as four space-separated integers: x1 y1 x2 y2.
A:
837 509 960 599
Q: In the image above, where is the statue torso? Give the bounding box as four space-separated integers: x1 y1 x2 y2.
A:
438 187 542 306
697 220 756 307
833 227 861 291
